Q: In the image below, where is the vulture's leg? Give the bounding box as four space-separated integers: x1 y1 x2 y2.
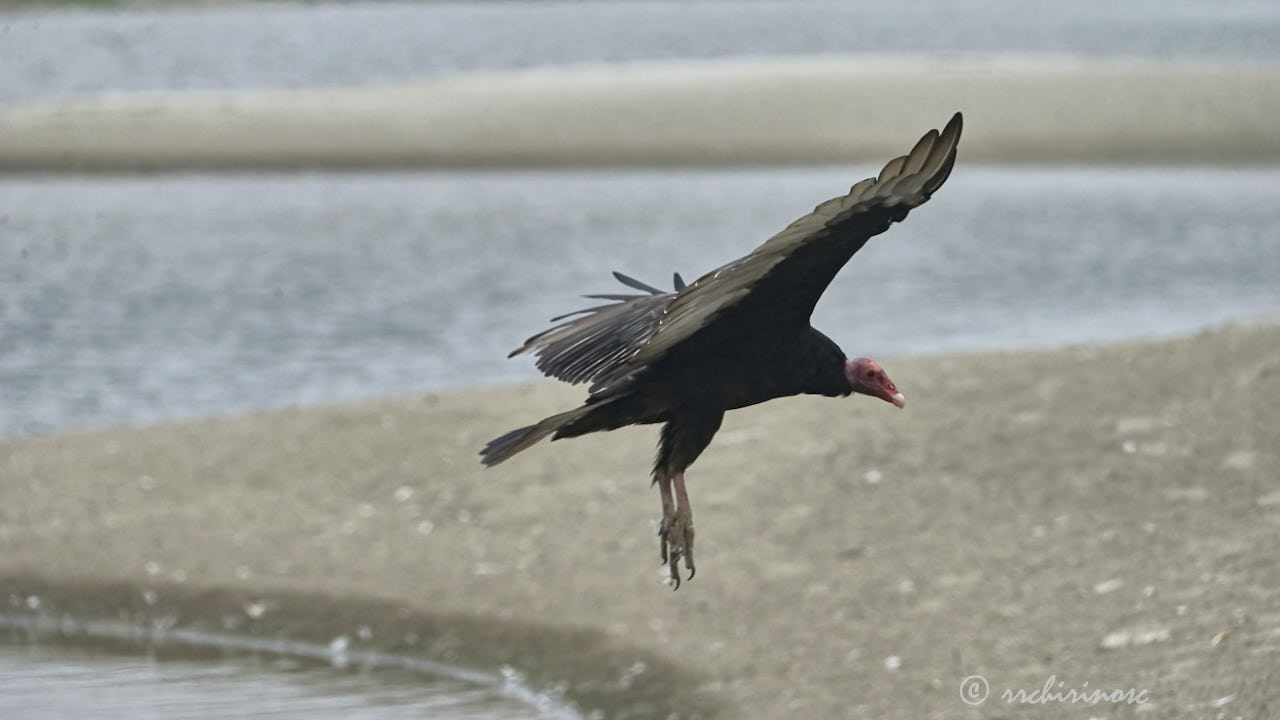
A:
655 469 694 588
672 470 694 577
654 408 723 589
654 471 676 567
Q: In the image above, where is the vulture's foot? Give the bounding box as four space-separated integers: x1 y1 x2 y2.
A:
659 506 695 589
655 470 695 589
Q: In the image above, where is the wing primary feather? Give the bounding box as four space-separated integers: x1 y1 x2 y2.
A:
919 113 963 180
549 301 628 322
612 271 663 295
847 177 876 202
878 155 906 180
582 292 648 301
900 128 939 175
875 171 912 200
673 272 686 291
922 147 958 197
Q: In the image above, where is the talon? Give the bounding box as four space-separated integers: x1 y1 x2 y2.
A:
655 470 698 590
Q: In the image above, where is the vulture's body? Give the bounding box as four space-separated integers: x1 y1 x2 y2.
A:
481 113 963 587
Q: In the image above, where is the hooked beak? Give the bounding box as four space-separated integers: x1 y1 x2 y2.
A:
890 392 906 409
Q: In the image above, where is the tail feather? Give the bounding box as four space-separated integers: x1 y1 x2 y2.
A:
479 404 596 467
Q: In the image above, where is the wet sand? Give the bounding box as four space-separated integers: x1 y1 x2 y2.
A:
3 323 1279 718
4 57 1280 171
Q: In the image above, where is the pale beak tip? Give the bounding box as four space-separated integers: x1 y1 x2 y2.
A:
891 392 906 409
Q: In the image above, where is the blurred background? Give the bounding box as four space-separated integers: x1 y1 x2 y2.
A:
2 2 1279 718
2 0 1279 437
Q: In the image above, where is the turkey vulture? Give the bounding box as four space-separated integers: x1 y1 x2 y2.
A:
481 112 962 588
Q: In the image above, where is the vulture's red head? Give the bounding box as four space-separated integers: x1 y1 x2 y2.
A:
844 357 905 408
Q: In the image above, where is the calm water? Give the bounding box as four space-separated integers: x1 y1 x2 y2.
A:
3 0 1279 103
0 645 555 719
2 166 1278 438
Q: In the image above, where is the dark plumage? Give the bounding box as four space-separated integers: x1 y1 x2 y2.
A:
481 113 963 587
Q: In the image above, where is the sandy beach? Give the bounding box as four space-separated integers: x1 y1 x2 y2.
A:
4 57 1280 171
3 322 1278 718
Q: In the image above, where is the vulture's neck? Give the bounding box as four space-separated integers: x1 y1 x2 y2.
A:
797 327 850 398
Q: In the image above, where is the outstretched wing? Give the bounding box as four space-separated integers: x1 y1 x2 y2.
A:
512 113 962 393
596 112 962 390
509 271 681 385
